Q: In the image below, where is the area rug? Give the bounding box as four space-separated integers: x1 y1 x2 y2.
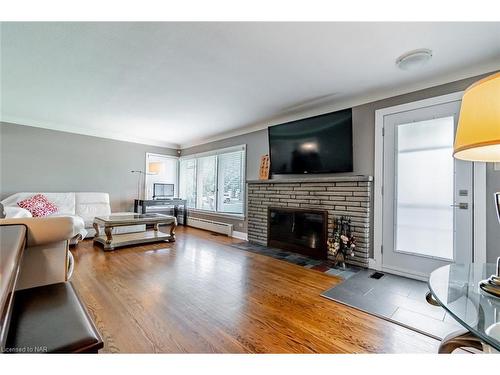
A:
321 269 462 340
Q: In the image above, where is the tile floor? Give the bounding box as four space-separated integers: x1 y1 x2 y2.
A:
321 269 462 339
230 241 360 280
230 241 461 340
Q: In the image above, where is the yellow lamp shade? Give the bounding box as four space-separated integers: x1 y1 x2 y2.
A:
148 162 162 174
454 72 500 162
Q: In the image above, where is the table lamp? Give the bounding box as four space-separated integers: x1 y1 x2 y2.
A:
454 71 500 298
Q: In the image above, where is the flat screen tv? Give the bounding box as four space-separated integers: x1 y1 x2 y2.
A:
268 108 353 174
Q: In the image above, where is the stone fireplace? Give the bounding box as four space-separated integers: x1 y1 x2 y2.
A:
247 176 373 267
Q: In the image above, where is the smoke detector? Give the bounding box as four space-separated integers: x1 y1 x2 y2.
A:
396 48 433 71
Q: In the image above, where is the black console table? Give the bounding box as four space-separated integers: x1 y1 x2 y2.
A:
134 199 187 225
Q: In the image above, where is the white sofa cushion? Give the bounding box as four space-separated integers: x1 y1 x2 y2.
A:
45 193 76 215
49 213 87 240
4 206 33 218
75 192 111 227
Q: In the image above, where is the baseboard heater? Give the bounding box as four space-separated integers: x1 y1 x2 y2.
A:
187 216 233 236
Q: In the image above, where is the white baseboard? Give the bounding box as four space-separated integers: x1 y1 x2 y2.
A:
381 265 429 282
232 231 248 240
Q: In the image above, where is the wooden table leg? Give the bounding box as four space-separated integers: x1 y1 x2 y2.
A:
104 227 113 247
167 220 177 242
93 222 100 237
438 328 483 353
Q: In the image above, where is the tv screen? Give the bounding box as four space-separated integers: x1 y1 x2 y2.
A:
268 108 353 174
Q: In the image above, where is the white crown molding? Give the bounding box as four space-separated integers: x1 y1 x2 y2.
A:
0 115 181 149
180 63 500 149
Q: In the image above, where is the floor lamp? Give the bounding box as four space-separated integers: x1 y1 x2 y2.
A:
131 162 162 200
453 71 500 298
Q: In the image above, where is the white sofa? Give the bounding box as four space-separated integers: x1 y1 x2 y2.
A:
1 192 144 244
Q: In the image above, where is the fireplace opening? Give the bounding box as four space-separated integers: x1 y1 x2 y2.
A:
268 207 328 259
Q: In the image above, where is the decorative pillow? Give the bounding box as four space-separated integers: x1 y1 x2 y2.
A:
17 194 58 217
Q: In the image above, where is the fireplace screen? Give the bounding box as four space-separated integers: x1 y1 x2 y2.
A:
268 207 328 259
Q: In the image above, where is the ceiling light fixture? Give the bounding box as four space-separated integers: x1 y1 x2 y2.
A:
396 48 433 71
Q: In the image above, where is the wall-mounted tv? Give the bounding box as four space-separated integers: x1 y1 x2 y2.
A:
268 108 353 175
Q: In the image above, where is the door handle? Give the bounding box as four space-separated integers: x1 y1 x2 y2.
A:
450 203 468 209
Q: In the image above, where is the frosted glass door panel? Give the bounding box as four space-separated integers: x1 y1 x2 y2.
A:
395 117 454 260
382 99 472 278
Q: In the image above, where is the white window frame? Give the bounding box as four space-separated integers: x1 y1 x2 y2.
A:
372 91 487 274
179 144 247 218
144 152 180 200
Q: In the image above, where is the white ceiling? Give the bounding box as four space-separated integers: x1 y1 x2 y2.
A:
1 22 499 149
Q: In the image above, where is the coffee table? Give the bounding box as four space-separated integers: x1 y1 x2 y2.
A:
93 213 177 251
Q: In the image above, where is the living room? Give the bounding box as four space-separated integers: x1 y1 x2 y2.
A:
1 1 500 373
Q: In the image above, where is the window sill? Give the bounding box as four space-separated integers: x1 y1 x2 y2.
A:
187 209 246 221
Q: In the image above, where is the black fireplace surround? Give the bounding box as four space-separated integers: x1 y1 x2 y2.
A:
268 207 328 259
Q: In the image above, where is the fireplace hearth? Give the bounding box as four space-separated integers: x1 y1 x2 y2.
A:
268 207 328 259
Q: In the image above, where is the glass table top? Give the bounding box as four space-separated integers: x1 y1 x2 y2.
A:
428 263 500 351
94 213 173 223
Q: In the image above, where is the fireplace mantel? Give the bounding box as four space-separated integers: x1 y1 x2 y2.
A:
247 175 373 184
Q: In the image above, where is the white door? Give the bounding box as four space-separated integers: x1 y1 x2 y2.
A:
144 153 179 199
382 100 473 278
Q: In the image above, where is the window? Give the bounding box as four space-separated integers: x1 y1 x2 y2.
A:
179 145 246 215
144 153 179 200
196 155 217 211
179 158 196 208
217 151 245 213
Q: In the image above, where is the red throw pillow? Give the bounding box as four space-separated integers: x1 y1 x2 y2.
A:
17 194 58 217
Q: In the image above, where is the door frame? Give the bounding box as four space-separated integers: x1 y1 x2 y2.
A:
372 92 487 279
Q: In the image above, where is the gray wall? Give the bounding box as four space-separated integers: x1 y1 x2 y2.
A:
183 129 267 181
0 122 178 212
182 71 500 262
1 72 498 262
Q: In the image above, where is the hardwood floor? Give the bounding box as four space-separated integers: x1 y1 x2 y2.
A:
70 226 439 353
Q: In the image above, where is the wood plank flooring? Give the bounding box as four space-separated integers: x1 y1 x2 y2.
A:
70 226 439 353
